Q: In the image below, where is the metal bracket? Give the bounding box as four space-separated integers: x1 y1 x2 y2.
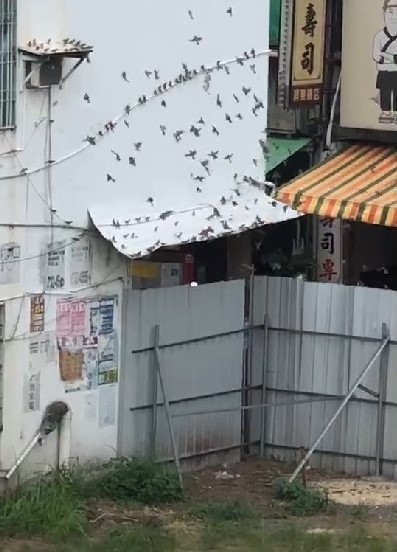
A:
357 383 379 399
59 57 85 89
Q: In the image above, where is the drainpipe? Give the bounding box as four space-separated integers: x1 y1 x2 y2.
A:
58 408 72 469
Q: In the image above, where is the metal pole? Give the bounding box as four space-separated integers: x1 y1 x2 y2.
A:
243 267 255 453
153 341 183 490
149 325 159 457
259 314 269 457
375 323 389 476
289 334 390 483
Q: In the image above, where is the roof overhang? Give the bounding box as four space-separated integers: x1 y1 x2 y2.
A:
19 39 93 59
89 184 299 259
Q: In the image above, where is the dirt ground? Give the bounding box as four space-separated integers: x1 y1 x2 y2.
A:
4 457 397 551
186 456 397 507
86 456 397 527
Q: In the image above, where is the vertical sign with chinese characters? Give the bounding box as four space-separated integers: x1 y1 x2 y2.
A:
317 217 342 283
291 0 326 105
277 0 294 109
30 295 45 333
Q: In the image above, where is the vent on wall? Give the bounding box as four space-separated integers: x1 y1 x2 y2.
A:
25 59 63 89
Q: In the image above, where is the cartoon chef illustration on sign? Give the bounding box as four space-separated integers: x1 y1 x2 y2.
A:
373 0 397 124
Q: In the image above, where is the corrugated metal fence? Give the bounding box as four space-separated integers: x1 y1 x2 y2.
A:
118 276 397 479
251 276 397 478
118 280 245 464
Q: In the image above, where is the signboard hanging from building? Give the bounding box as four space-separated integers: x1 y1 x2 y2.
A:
277 0 294 109
341 0 397 131
290 0 326 105
317 217 342 283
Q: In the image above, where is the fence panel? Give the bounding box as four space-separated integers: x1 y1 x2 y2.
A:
252 276 397 477
118 280 246 463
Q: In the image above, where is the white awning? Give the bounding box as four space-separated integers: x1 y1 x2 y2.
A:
89 184 298 258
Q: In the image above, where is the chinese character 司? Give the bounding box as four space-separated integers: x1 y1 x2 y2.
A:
321 232 335 255
320 258 337 281
301 42 315 75
302 2 318 37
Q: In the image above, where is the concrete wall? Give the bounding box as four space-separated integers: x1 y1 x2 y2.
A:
0 0 269 473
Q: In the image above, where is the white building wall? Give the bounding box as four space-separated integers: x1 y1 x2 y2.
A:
0 0 269 472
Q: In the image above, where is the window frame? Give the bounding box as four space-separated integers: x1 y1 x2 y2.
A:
0 0 17 130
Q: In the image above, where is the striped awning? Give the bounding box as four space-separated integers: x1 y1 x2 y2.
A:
276 144 397 227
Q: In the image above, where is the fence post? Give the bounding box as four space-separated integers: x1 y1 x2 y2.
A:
260 314 269 457
153 335 183 490
149 325 159 457
375 323 389 476
243 267 255 455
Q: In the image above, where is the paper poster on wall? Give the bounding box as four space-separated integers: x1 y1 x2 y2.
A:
99 384 116 427
45 241 66 290
70 238 92 288
84 393 98 422
23 372 40 412
0 242 20 285
56 295 118 392
61 338 99 393
29 333 55 371
89 298 115 336
30 295 45 333
56 299 87 338
97 331 118 385
59 349 83 382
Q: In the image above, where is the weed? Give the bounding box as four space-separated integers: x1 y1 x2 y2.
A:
0 472 86 539
189 500 254 523
89 458 183 505
275 479 328 516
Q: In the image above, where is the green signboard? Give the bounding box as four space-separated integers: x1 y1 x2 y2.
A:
270 0 281 46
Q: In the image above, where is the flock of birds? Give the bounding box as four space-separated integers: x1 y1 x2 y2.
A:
76 5 286 252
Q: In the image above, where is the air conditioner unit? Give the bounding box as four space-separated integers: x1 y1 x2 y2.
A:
26 59 63 89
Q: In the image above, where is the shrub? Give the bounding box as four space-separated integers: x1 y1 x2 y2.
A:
91 458 183 505
275 479 328 516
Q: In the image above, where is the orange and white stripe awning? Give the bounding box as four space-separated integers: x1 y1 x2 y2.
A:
276 144 397 227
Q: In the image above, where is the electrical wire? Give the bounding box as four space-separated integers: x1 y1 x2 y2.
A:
0 48 271 181
0 94 47 157
4 263 126 343
0 232 87 265
3 133 67 224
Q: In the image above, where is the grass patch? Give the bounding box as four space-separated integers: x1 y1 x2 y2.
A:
189 500 254 523
84 457 183 505
199 522 396 552
275 480 328 516
0 458 183 541
88 525 176 552
0 472 86 540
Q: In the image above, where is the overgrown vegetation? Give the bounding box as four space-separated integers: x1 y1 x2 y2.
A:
0 472 86 539
85 457 183 505
275 479 329 516
0 458 183 540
